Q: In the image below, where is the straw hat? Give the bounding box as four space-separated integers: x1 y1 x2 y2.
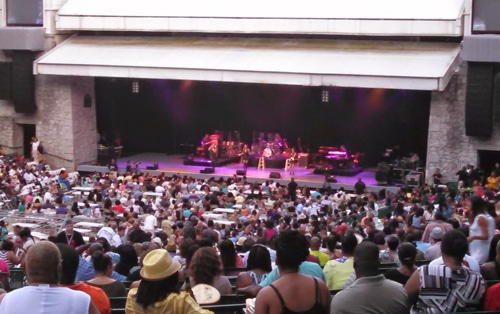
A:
192 284 221 305
165 235 177 252
236 236 247 247
140 249 181 280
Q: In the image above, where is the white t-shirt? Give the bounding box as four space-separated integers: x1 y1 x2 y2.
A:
143 215 157 231
0 285 90 314
429 254 480 272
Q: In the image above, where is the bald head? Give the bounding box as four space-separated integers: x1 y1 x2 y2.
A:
310 237 321 250
26 241 61 284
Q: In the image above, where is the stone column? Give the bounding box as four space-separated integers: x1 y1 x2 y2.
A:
34 75 97 171
426 62 475 184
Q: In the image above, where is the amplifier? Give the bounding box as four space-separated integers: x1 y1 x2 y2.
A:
298 154 308 168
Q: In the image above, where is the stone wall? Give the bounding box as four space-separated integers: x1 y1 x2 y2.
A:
33 75 97 171
70 77 97 166
426 61 500 184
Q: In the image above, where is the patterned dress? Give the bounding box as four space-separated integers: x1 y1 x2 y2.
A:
412 264 485 313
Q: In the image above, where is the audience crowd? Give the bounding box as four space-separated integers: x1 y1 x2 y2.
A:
0 151 500 313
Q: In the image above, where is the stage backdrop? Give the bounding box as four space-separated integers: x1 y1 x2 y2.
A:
95 78 431 167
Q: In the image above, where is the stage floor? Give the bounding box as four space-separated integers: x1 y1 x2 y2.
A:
77 153 399 193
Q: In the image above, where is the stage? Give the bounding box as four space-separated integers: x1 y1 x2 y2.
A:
77 153 400 193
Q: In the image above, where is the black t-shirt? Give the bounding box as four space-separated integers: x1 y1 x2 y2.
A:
384 269 410 286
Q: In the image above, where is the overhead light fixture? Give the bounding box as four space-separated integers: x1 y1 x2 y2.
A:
321 90 329 103
132 81 140 94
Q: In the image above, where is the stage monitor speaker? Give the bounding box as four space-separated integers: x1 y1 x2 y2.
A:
12 52 37 114
375 170 389 184
269 172 281 179
146 163 158 170
236 169 246 176
200 167 214 174
0 62 12 100
494 73 500 122
465 62 494 137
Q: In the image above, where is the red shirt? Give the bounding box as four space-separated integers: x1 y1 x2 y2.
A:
485 283 500 311
64 282 111 314
112 205 125 213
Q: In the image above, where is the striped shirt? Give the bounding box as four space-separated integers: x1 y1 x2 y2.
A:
412 264 485 313
0 251 14 269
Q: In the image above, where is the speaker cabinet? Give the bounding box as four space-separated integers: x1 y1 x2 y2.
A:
493 73 500 123
465 62 494 137
236 169 246 176
0 62 12 100
200 168 215 174
269 172 281 179
12 52 37 114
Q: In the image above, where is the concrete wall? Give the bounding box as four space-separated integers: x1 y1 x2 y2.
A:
426 60 500 184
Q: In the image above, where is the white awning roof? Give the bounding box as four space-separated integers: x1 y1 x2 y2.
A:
33 36 461 91
56 0 465 37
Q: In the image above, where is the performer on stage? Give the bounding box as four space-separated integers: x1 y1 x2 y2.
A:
289 147 297 176
241 144 251 170
201 134 211 158
209 143 218 167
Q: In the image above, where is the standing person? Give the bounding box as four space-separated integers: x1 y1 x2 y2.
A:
254 230 331 314
108 159 118 182
30 137 40 164
331 242 409 314
241 144 251 171
56 220 85 249
468 195 495 265
432 168 443 186
287 177 298 202
0 242 98 314
354 178 366 195
288 148 297 176
37 141 45 164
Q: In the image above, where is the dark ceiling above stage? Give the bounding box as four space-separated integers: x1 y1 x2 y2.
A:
95 78 431 167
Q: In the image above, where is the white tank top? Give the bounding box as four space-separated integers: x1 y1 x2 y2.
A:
469 213 495 265
0 285 90 314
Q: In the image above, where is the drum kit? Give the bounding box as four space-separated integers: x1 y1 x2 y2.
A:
253 133 289 158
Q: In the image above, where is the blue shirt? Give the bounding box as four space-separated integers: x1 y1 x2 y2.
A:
76 256 126 282
259 261 325 287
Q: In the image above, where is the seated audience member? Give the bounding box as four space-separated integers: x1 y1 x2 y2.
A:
237 244 272 289
379 236 399 263
219 239 244 269
384 243 417 286
126 249 212 314
331 241 409 314
255 230 331 314
76 242 126 282
57 243 111 314
0 242 98 314
323 232 358 289
0 240 24 268
114 244 139 278
238 233 325 296
481 240 500 281
421 212 453 243
309 237 330 267
424 227 443 261
405 230 486 313
484 281 500 311
188 247 232 295
86 251 127 298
